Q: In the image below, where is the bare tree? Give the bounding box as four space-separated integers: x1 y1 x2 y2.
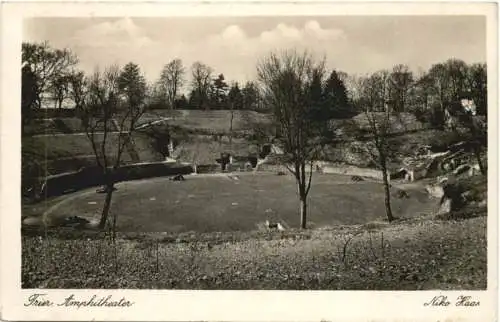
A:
388 64 414 112
81 64 146 232
68 70 88 111
191 62 213 110
426 59 469 129
257 50 327 229
159 59 185 109
49 73 71 109
22 41 78 108
358 70 395 222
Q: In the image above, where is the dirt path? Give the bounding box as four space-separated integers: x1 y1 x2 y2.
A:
40 189 101 224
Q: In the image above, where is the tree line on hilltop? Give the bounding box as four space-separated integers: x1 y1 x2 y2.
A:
22 41 486 132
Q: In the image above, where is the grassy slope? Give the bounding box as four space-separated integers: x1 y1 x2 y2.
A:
24 133 163 175
139 109 272 133
22 215 486 289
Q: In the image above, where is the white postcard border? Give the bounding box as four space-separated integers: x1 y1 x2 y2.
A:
1 2 498 321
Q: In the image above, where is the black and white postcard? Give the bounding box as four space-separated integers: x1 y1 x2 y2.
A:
1 1 498 321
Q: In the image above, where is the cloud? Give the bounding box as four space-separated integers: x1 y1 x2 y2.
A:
72 17 154 48
25 16 487 91
185 20 346 82
304 20 345 40
69 19 348 84
68 18 162 79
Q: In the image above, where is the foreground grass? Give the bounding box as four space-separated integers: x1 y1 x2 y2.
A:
22 215 486 290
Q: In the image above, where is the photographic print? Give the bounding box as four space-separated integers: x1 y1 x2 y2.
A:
1 1 498 321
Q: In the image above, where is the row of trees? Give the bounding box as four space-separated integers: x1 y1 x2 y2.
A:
152 60 264 111
149 58 352 115
348 60 487 128
22 42 487 137
21 42 352 116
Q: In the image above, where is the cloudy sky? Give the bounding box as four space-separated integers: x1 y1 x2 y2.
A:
24 16 486 85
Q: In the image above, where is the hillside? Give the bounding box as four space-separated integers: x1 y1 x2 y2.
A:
23 109 272 176
25 117 117 136
23 109 476 178
23 131 163 176
22 215 487 290
138 109 272 134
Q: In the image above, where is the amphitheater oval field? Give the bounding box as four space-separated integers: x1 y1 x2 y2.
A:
38 173 437 233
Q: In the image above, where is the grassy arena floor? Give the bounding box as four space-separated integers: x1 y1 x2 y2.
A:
35 173 436 233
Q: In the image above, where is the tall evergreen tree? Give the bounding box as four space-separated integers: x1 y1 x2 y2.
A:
323 70 351 119
118 62 147 109
307 68 326 123
242 81 260 110
228 82 244 110
211 73 229 109
190 62 213 109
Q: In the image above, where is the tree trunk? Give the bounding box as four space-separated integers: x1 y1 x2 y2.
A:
295 164 308 229
300 196 307 229
35 93 42 109
229 108 234 147
473 146 486 175
98 182 115 229
112 210 118 241
381 164 394 222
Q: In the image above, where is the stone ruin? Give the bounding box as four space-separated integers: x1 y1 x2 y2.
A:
394 142 479 183
214 143 285 173
215 152 256 172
